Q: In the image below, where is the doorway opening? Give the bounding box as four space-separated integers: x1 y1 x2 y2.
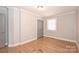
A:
37 20 44 39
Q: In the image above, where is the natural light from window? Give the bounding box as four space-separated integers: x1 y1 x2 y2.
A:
47 18 56 30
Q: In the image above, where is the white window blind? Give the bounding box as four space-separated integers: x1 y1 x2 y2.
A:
47 18 56 30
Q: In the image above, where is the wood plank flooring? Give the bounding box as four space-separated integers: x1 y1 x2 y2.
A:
0 37 78 53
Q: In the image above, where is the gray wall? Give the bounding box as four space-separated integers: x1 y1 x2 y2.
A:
44 11 77 42
20 8 37 43
8 7 37 47
8 7 14 46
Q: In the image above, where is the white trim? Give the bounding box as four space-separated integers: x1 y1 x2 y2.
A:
8 37 37 47
44 35 76 43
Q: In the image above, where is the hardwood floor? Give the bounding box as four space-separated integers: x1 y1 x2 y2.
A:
0 37 78 53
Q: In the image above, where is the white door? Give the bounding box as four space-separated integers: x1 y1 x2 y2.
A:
0 14 5 47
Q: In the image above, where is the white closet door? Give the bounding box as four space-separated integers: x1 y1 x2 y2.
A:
0 14 5 47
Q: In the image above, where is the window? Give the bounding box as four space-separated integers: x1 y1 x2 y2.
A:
47 18 56 30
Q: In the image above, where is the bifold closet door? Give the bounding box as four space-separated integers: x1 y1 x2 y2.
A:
0 14 5 47
37 20 43 39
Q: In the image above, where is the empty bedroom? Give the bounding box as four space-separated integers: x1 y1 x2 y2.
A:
0 6 79 53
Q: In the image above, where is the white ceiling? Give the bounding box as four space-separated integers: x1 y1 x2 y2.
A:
18 6 78 17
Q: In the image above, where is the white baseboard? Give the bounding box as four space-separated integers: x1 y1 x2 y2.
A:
8 37 37 47
76 42 79 50
44 35 76 43
8 36 77 47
